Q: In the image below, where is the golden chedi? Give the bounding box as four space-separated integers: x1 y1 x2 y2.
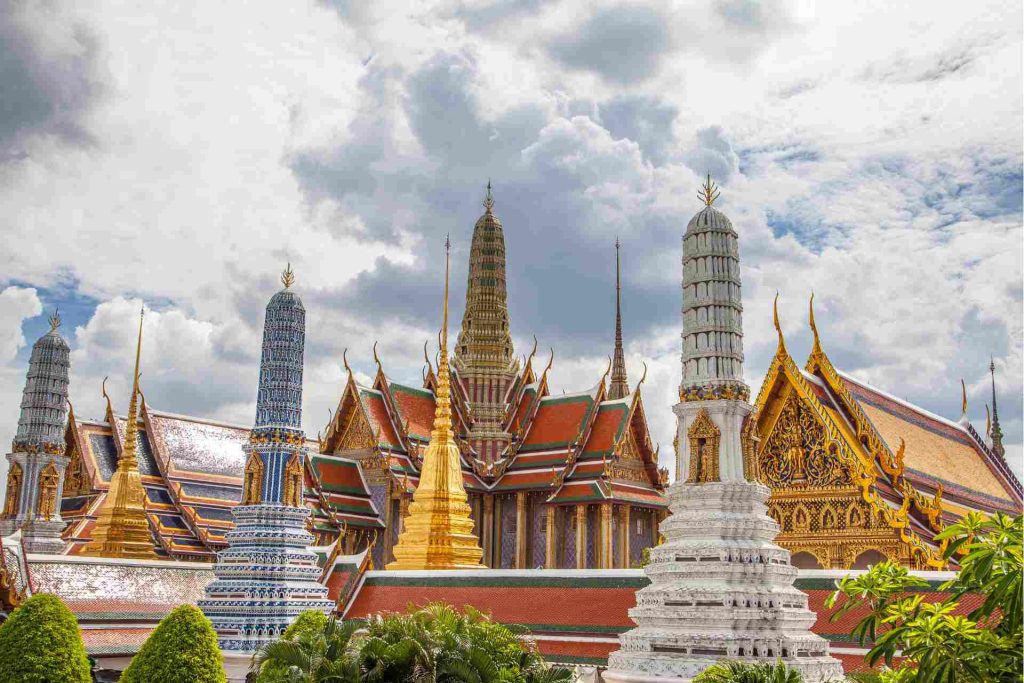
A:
81 309 157 559
388 238 484 570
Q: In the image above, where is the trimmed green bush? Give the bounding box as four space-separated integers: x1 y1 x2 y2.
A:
255 610 329 682
0 592 91 683
120 604 225 683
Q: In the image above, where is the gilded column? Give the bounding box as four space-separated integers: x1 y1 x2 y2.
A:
81 310 156 560
1 312 71 554
482 494 494 567
600 502 614 569
576 504 588 569
619 504 631 568
545 506 558 569
515 490 528 568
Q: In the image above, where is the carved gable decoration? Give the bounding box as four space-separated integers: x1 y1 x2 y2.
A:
337 402 376 451
686 409 720 484
759 393 849 489
64 446 86 496
610 428 649 484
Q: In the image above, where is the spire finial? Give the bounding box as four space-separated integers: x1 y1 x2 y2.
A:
281 262 295 289
483 180 494 213
989 357 1004 456
609 238 630 400
773 292 787 355
960 379 968 416
48 308 61 331
698 172 720 207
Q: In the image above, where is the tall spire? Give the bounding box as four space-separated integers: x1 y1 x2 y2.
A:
989 358 1004 458
1 306 72 553
388 237 483 570
453 182 518 463
82 308 156 559
201 266 332 661
608 238 630 400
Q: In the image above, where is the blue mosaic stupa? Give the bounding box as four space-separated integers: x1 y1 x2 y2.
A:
200 265 333 663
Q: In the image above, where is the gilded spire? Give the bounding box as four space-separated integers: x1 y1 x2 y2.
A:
698 172 720 207
281 262 295 289
958 379 969 422
608 238 630 400
48 308 61 331
387 237 483 570
81 308 156 559
484 179 494 213
989 358 1004 458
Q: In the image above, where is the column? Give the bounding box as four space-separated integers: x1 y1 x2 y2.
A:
576 504 588 569
600 502 613 569
515 491 528 568
545 506 558 569
482 495 495 568
619 504 631 568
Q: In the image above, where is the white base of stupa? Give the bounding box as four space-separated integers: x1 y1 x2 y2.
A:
604 480 843 683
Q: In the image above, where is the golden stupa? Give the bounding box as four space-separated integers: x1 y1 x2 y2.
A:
81 309 157 559
387 238 484 570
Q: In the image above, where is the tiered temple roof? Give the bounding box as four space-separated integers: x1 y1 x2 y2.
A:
753 297 1021 570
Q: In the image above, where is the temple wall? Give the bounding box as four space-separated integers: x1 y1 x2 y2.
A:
343 568 962 675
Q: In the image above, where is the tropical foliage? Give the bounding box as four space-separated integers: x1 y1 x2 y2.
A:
256 610 331 682
693 660 805 682
120 604 226 683
0 593 91 683
827 512 1022 682
252 602 574 682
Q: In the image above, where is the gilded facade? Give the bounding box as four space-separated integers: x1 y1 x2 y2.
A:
752 297 1022 569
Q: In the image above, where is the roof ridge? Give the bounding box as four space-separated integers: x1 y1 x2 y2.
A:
837 370 973 436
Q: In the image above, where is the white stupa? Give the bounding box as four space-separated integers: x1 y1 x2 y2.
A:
604 177 843 682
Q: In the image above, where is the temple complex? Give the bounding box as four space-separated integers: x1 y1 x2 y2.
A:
605 176 843 682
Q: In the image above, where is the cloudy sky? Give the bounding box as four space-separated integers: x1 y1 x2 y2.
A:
1 0 1021 485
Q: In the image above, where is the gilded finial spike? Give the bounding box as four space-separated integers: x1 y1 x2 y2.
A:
342 348 352 375
985 404 991 437
773 292 787 355
281 262 295 289
48 308 61 331
809 292 822 354
698 172 721 207
960 379 968 415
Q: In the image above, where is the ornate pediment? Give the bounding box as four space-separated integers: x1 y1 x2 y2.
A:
759 393 850 489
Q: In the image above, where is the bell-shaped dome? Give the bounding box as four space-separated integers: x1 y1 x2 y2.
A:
685 204 735 236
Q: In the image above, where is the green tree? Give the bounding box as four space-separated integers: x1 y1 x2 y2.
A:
253 616 363 683
120 604 226 683
0 593 91 683
693 660 805 683
827 512 1022 682
255 611 331 683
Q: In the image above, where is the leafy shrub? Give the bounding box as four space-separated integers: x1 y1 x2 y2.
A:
827 512 1022 682
255 610 330 682
120 604 225 683
0 593 91 683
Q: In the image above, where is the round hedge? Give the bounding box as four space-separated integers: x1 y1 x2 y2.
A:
120 604 226 683
0 592 91 683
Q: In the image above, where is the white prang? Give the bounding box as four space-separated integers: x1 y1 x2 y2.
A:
604 197 843 682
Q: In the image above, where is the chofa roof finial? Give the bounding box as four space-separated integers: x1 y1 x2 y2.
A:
773 292 787 356
698 172 720 207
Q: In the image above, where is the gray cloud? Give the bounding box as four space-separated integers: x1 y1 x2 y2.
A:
0 3 101 157
684 125 740 184
547 5 670 84
599 95 679 165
